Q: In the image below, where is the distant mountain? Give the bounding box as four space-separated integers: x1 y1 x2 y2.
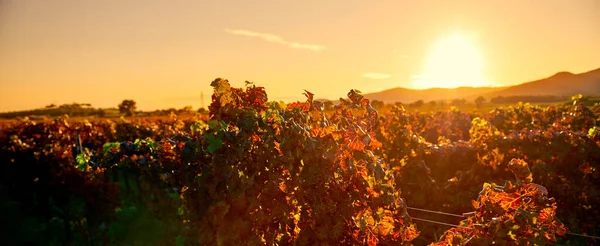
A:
362 87 505 104
485 68 600 98
359 68 600 104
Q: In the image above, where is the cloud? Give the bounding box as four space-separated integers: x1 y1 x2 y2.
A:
224 29 327 51
363 73 391 79
411 74 424 80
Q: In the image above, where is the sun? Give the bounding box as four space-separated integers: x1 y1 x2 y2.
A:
413 34 490 89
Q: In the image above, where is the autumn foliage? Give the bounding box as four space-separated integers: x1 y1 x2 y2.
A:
1 79 598 245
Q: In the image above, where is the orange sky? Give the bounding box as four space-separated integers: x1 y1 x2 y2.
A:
0 0 599 111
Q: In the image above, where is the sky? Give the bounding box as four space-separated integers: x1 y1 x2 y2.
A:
0 0 599 111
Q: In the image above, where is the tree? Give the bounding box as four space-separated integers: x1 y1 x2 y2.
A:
118 99 137 116
180 106 193 114
371 100 385 109
410 100 424 108
475 96 486 108
428 100 437 107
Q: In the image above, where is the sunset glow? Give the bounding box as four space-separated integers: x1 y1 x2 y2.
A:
0 0 598 111
413 34 489 89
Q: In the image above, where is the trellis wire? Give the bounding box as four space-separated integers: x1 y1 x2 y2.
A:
408 206 600 240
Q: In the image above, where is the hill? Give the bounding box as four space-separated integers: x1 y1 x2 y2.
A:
360 68 600 104
485 68 600 98
362 87 505 104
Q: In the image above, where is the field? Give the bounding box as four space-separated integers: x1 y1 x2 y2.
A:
1 80 599 245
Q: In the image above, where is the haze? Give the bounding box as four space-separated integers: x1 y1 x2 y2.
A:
0 0 599 111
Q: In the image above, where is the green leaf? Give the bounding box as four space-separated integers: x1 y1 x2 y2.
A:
206 134 223 153
75 154 87 165
145 138 158 151
219 121 228 130
589 126 598 138
103 142 120 153
208 120 220 130
76 163 87 171
75 154 88 171
191 120 208 133
175 236 185 246
168 192 179 201
133 139 141 149
103 143 111 153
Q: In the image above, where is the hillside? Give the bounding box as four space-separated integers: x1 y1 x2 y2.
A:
360 68 600 104
485 68 600 98
362 87 505 104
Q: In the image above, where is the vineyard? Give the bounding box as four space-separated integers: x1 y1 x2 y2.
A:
1 78 599 245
